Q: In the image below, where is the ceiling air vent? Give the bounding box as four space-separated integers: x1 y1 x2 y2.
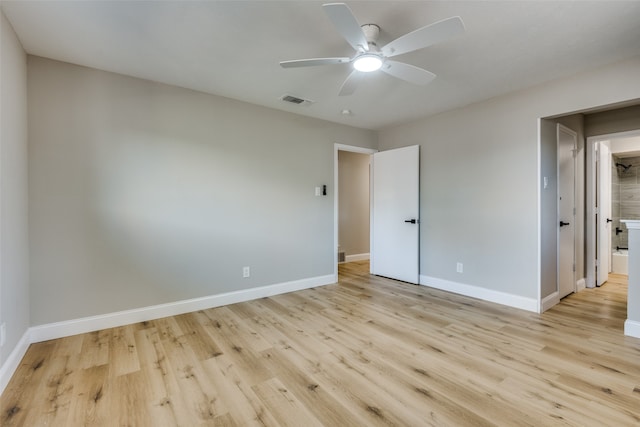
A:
279 94 314 107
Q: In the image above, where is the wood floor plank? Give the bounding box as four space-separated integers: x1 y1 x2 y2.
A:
196 309 274 387
133 327 182 426
65 365 110 426
251 377 324 427
2 263 640 426
79 330 110 369
202 353 281 426
18 354 78 427
114 370 152 426
257 347 370 426
108 325 140 377
159 324 227 425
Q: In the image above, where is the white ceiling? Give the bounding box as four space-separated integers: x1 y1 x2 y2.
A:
3 0 640 130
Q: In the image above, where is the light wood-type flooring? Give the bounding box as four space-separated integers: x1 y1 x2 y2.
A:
2 263 640 426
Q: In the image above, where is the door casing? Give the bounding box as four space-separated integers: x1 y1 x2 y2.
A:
596 142 612 286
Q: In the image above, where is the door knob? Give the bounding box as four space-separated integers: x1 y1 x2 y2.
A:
606 218 613 223
559 221 570 227
404 219 417 224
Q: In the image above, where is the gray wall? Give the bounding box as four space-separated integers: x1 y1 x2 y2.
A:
28 56 376 325
379 56 640 301
585 104 640 137
0 11 30 366
338 151 370 257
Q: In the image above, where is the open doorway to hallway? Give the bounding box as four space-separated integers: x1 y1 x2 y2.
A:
334 144 376 279
337 150 371 265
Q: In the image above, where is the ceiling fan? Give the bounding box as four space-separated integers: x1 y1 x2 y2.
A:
280 3 465 96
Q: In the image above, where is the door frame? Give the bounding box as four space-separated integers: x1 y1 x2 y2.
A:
586 129 640 287
334 144 377 279
557 124 577 298
596 141 612 286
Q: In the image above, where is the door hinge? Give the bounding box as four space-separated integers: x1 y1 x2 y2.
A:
573 207 576 216
595 259 599 268
573 264 576 272
594 207 599 215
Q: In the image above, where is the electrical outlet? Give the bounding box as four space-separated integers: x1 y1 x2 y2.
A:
456 262 463 273
0 323 6 347
243 266 250 278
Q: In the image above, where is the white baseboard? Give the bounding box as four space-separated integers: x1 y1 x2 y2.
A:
624 319 640 339
0 329 31 396
540 291 560 313
2 273 337 398
576 278 586 292
345 253 370 263
30 274 336 343
420 275 538 313
585 274 596 288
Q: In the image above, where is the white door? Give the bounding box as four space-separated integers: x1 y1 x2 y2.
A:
558 125 576 299
596 142 612 286
371 145 420 284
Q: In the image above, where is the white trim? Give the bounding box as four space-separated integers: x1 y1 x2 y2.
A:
30 274 335 343
345 253 370 263
540 279 586 313
540 291 560 312
0 329 31 396
334 144 377 279
585 135 598 288
420 275 538 313
624 319 640 339
334 144 377 155
622 220 640 230
537 118 543 315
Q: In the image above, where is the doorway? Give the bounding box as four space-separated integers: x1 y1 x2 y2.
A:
586 130 640 287
334 144 376 278
334 144 420 284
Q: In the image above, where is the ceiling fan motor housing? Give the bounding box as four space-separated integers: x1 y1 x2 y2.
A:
361 24 380 48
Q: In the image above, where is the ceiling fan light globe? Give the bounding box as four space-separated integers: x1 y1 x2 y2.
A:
353 55 383 72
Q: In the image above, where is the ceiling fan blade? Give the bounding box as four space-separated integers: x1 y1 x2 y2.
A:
338 69 362 96
280 57 351 68
381 16 465 58
323 3 369 53
381 60 436 85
